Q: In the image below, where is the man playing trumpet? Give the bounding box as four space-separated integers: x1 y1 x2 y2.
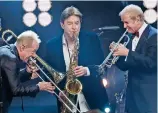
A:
110 4 157 113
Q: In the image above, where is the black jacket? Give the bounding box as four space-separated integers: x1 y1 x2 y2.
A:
116 25 157 113
0 44 39 113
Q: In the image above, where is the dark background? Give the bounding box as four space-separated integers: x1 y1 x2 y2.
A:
0 1 157 113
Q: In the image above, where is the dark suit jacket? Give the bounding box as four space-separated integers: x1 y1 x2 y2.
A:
45 31 109 111
0 44 40 113
116 25 157 113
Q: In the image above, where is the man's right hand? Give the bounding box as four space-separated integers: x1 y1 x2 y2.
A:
59 91 66 102
37 82 55 93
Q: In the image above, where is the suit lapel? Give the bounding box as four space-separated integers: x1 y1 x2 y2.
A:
135 25 150 52
77 31 85 65
126 33 133 50
57 36 66 72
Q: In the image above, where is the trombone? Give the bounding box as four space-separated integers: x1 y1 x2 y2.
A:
1 29 82 113
98 29 130 76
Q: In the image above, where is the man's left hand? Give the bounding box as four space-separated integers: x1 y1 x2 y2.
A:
74 66 87 77
113 44 129 56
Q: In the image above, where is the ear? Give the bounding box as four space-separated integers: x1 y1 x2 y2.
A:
19 45 25 52
136 15 141 22
60 22 64 29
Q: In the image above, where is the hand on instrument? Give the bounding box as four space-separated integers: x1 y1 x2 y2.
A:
74 66 87 77
31 72 39 79
109 41 119 52
113 44 129 56
37 82 55 93
26 59 38 73
59 90 66 102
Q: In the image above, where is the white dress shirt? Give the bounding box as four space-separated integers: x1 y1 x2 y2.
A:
62 35 90 112
132 22 148 51
125 22 148 61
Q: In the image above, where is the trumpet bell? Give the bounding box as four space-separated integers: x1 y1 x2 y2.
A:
66 79 82 95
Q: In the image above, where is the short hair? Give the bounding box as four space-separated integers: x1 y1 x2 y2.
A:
16 30 41 48
60 6 82 23
119 4 144 21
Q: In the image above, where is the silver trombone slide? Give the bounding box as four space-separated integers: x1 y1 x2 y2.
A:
2 29 82 113
29 57 82 113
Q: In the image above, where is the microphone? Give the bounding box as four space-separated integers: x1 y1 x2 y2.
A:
93 26 120 31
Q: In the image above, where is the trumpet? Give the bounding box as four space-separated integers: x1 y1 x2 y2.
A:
1 29 82 113
98 29 130 76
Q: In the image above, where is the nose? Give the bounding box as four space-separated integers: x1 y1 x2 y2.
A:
72 24 77 30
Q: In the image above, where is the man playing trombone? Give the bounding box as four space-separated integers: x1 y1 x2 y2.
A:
110 4 157 113
0 30 55 113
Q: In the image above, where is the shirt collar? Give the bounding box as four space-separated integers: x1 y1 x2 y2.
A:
62 34 67 46
138 22 148 38
62 34 79 46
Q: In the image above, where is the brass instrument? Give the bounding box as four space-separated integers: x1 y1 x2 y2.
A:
35 54 65 84
2 29 65 84
1 29 82 113
61 35 82 113
65 37 82 95
98 29 130 76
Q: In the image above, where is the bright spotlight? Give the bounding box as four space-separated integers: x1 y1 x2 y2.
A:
144 9 157 24
38 0 51 1
143 0 157 9
104 107 111 113
102 78 108 88
23 1 37 12
38 12 52 27
38 1 52 12
23 0 36 2
23 12 37 27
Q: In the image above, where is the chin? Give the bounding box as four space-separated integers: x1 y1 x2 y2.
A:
127 30 134 34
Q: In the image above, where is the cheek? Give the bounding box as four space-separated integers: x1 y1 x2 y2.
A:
77 26 81 31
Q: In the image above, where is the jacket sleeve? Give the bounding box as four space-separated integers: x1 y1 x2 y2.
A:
1 55 39 97
117 34 157 72
115 56 129 71
19 68 32 82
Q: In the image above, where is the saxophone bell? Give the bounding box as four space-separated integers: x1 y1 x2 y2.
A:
66 78 82 95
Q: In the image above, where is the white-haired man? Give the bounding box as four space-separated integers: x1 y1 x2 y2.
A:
110 4 157 113
0 30 55 113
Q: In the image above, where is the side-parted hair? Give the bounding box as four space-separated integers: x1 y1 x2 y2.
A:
60 6 83 23
119 4 144 22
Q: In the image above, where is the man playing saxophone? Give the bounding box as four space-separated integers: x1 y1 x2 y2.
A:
45 6 109 113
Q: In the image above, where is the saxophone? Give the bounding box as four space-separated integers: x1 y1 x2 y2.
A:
61 35 82 113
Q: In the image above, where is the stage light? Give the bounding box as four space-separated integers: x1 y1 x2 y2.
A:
23 12 37 27
143 0 157 9
38 1 52 12
104 107 111 113
23 0 37 12
144 9 157 24
102 78 108 88
23 0 36 2
38 12 52 27
38 0 51 1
